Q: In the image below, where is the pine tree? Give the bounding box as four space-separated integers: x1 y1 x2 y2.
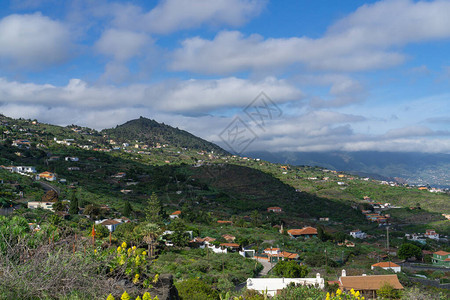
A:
69 190 79 215
123 201 132 217
145 192 163 224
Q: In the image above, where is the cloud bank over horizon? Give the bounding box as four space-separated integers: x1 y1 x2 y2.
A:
0 0 449 154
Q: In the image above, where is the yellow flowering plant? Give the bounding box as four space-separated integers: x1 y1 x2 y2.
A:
326 288 365 300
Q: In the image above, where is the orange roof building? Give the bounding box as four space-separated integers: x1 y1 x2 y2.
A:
287 227 318 238
169 210 181 219
38 171 56 181
339 272 403 298
217 220 232 224
371 262 401 273
222 234 236 241
220 243 240 249
267 207 282 213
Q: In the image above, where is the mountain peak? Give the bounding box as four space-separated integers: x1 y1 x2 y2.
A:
102 117 228 155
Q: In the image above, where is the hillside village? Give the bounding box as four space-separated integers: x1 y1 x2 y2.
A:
0 115 449 300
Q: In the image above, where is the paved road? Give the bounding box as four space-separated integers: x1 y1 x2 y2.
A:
38 181 60 194
253 257 273 277
399 262 450 272
235 257 274 292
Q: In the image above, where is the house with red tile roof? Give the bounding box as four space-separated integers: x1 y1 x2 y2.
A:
170 210 181 219
220 243 240 251
217 220 232 225
432 251 450 267
424 229 439 240
287 227 318 238
190 237 216 248
95 218 124 232
222 234 236 242
371 262 401 273
339 270 403 299
267 207 282 213
38 171 56 181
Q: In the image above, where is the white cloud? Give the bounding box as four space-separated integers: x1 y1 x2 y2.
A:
95 29 151 61
0 13 71 69
170 0 450 74
0 76 301 113
107 0 266 34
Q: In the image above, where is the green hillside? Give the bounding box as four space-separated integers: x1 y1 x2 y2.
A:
101 116 228 155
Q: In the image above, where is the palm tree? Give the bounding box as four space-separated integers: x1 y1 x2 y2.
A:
135 223 161 258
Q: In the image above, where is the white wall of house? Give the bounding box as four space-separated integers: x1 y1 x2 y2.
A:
246 275 325 296
371 265 401 273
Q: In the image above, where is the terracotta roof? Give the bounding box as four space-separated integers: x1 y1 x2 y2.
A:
340 275 403 291
100 219 120 225
220 243 240 248
444 258 450 261
288 227 318 236
217 220 232 224
191 236 216 243
39 171 54 177
267 207 282 210
171 210 181 215
434 251 450 256
222 234 236 241
281 251 299 259
372 262 400 268
264 248 280 252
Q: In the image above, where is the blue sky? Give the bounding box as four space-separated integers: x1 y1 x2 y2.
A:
0 0 449 153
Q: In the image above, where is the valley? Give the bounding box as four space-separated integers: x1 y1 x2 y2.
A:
0 114 449 300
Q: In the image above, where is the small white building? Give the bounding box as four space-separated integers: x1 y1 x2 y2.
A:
11 166 36 174
65 157 79 162
246 274 325 296
28 201 54 211
264 248 280 255
350 229 367 239
169 211 181 219
371 262 401 273
95 218 128 232
424 229 439 240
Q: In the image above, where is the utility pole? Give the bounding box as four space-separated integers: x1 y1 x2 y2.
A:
386 226 390 267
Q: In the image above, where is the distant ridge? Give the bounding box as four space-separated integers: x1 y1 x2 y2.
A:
245 150 450 188
101 116 228 155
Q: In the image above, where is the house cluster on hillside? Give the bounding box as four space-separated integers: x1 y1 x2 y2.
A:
405 229 443 244
1 165 36 174
361 210 390 226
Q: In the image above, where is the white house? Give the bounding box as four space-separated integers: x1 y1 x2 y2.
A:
424 229 439 240
350 229 367 239
65 157 79 162
371 262 401 273
264 247 280 255
28 201 54 211
169 211 181 219
12 166 36 174
95 218 126 232
246 274 325 296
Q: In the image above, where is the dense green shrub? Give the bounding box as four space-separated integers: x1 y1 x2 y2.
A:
272 261 309 278
176 278 219 300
